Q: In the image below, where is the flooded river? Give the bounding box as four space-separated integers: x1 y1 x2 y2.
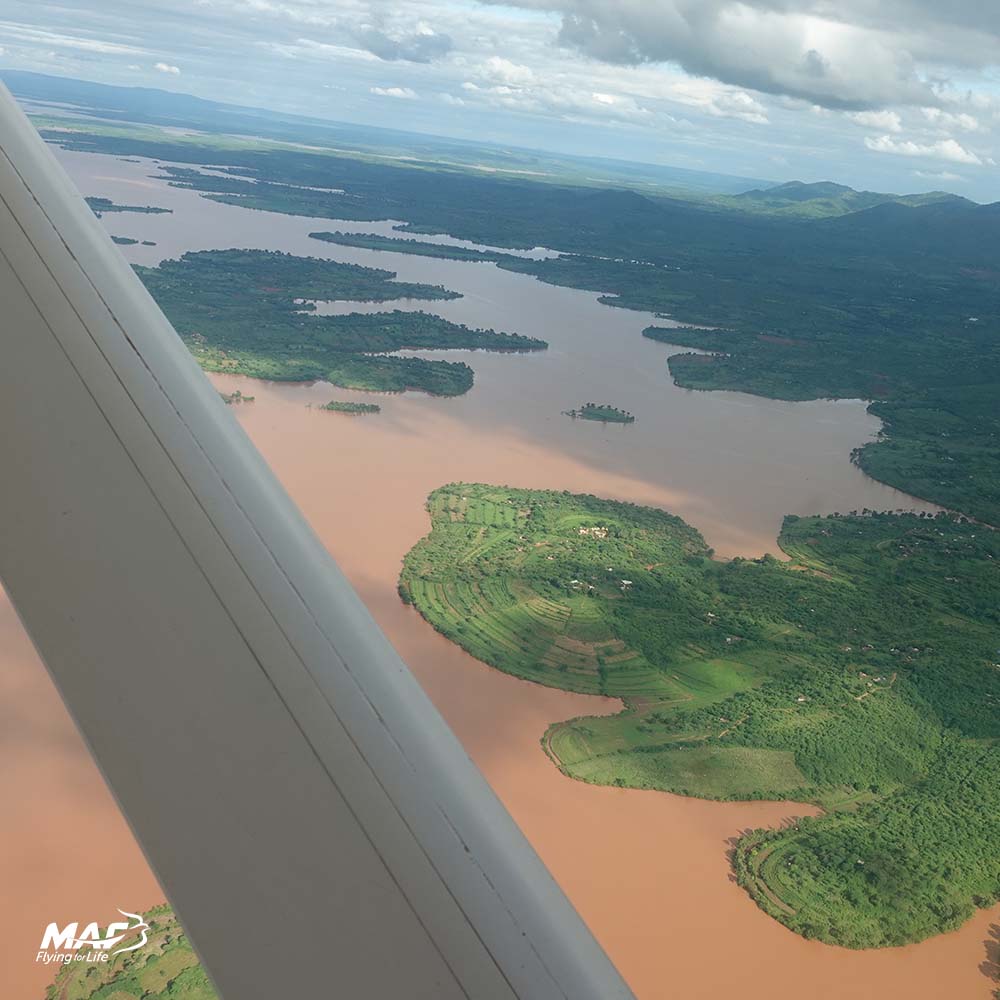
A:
2 145 996 998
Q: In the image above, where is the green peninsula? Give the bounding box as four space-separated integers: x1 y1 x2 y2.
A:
136 249 546 395
86 195 172 215
309 230 514 262
400 484 1000 948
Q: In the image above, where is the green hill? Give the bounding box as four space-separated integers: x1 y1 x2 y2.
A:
727 180 969 218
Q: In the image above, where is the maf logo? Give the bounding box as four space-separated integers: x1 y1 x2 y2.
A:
37 909 149 965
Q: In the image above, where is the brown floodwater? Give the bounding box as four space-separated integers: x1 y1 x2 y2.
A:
3 145 997 997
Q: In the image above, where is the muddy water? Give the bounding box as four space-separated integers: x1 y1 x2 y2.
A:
3 145 996 997
206 374 997 1000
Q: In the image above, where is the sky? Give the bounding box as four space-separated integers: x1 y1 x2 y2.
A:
2 1 999 200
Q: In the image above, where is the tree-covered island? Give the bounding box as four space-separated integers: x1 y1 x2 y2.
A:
564 403 635 424
318 399 381 414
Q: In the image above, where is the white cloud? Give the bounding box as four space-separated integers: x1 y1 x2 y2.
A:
355 25 452 63
668 79 769 124
865 134 982 165
267 38 380 62
848 110 902 132
0 23 148 55
370 85 417 99
3 0 999 199
921 107 980 132
489 0 1000 113
481 56 535 86
154 61 181 75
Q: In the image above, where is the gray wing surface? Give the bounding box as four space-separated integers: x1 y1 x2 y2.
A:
0 83 634 1000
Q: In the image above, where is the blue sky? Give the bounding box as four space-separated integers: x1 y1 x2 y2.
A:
2 1 999 199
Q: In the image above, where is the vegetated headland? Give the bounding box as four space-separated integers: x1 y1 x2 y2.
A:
135 249 546 396
309 230 515 263
86 195 172 216
401 484 1000 949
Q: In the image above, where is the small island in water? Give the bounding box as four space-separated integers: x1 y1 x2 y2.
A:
219 389 255 404
318 400 381 415
564 402 635 424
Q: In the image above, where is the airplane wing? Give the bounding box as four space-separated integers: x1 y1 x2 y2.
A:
0 83 633 1000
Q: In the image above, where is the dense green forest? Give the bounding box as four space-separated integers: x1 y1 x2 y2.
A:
135 249 545 395
45 905 217 1000
564 403 635 424
400 484 1000 947
47 125 996 522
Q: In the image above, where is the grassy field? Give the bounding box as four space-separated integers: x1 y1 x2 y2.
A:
400 483 1000 947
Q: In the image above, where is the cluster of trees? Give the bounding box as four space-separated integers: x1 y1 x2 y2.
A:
564 403 635 424
135 249 545 396
401 485 1000 947
735 738 1000 947
319 399 381 414
219 389 255 404
45 905 216 1000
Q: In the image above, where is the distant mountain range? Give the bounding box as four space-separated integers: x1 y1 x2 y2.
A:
724 180 974 218
0 69 767 196
3 69 994 229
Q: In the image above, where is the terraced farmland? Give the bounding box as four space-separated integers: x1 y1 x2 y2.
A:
400 484 1000 947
